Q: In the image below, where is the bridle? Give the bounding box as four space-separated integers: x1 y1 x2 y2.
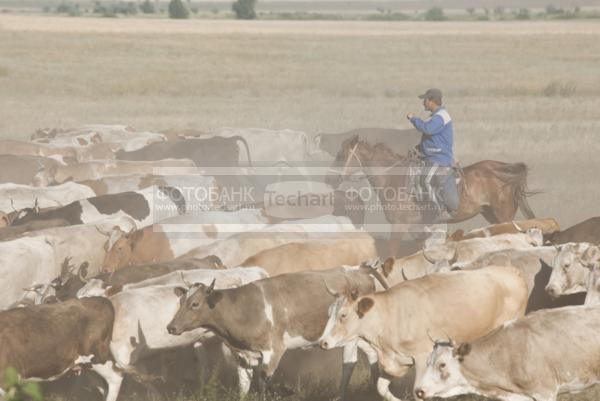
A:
327 143 363 177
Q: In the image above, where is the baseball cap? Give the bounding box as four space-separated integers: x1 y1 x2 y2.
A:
418 88 443 102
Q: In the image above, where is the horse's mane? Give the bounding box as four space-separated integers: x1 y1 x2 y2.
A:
361 140 409 162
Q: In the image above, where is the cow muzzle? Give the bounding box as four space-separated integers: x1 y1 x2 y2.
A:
167 324 181 336
545 284 560 299
320 339 333 350
415 388 426 399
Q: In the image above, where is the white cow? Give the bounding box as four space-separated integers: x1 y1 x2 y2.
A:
181 215 366 268
379 230 544 286
102 209 270 271
0 182 95 213
0 236 56 309
25 216 137 278
33 124 166 152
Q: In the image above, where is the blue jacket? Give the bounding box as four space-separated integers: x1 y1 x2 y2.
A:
409 107 454 167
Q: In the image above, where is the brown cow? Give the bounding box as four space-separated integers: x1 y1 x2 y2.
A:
545 217 600 245
240 234 377 276
320 266 528 401
0 155 61 185
0 139 78 164
52 255 224 301
167 267 385 400
449 218 560 242
33 158 196 186
0 297 120 401
116 136 251 167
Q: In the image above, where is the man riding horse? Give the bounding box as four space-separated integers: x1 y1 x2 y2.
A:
407 88 459 223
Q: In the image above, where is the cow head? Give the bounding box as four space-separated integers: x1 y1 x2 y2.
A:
14 283 56 307
32 164 58 186
76 278 109 298
51 257 90 301
525 228 544 247
10 199 41 226
79 143 116 162
422 245 460 273
414 341 472 400
546 243 600 299
167 279 221 336
320 285 373 350
101 226 137 272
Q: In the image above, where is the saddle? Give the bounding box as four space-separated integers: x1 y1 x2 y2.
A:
407 149 463 211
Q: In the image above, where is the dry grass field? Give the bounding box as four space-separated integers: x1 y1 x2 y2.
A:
1 15 600 400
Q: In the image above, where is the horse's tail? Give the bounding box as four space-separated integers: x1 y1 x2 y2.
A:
492 162 538 219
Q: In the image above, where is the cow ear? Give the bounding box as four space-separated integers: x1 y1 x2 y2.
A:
582 246 600 267
105 285 122 297
357 297 374 319
129 228 142 241
207 291 223 309
79 262 89 278
454 343 472 360
0 213 9 227
382 258 394 277
174 287 188 298
449 229 464 241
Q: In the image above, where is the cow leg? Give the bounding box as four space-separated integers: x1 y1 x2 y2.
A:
257 348 285 398
90 361 123 401
376 376 403 401
339 341 359 400
357 339 379 387
237 366 253 397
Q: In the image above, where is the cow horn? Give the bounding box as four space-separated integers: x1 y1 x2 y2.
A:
422 248 437 264
10 198 17 214
427 329 436 344
446 333 453 346
179 271 193 289
206 279 216 294
95 225 112 237
323 279 339 297
401 267 409 281
369 268 390 290
512 221 526 233
449 248 459 266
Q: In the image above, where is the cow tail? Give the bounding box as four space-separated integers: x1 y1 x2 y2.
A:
231 135 252 167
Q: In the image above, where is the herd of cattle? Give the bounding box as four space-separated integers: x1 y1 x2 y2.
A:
0 124 600 401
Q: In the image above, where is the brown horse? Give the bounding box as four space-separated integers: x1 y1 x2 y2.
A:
325 135 536 254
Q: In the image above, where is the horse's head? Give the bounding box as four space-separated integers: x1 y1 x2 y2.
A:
325 135 365 189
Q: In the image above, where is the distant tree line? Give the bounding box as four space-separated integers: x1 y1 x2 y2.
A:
45 2 599 21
